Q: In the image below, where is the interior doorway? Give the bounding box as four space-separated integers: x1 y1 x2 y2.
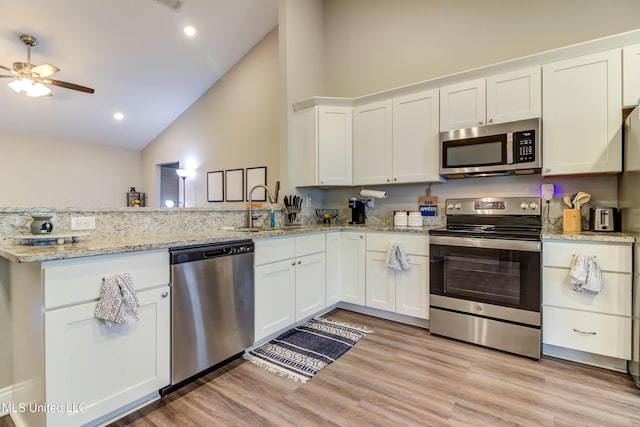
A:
159 162 180 207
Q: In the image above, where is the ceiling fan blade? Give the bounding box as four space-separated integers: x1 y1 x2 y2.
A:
41 78 95 94
0 75 16 78
0 64 17 75
31 63 60 78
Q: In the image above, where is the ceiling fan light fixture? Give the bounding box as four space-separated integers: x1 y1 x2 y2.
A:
8 77 33 93
184 26 196 37
26 82 51 97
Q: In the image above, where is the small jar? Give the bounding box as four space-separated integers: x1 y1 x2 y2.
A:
394 211 408 227
408 211 422 227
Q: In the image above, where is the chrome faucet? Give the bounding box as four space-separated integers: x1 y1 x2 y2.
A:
248 185 276 228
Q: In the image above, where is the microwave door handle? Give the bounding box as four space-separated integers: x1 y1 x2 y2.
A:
506 132 514 164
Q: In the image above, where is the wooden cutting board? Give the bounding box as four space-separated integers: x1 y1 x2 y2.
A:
418 187 438 216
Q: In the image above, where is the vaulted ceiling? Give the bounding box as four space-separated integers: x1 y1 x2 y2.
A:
0 0 278 150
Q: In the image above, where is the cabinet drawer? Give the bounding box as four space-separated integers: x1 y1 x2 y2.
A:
254 236 296 265
542 306 631 360
296 233 326 257
43 250 169 309
366 232 428 256
542 241 631 272
542 267 631 316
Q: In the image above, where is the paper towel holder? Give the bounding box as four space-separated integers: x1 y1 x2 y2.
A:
360 187 387 199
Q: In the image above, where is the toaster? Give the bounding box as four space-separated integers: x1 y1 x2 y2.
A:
588 207 620 232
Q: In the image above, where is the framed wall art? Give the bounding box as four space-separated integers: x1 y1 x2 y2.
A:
207 171 224 202
246 166 267 201
225 169 244 202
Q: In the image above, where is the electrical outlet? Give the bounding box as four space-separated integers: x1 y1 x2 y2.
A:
366 198 374 209
71 216 95 230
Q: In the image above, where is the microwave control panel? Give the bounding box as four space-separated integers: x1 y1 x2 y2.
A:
514 130 535 163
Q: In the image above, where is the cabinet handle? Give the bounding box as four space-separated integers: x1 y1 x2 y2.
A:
297 260 302 265
393 178 397 181
291 261 296 266
478 120 483 125
161 291 169 298
488 118 493 123
572 328 596 335
386 179 390 182
545 168 551 173
360 235 363 239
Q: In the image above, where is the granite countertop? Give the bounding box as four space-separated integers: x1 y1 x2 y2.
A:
541 230 636 244
0 224 434 263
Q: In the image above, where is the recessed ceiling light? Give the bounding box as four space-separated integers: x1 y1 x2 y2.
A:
113 112 124 121
184 26 196 37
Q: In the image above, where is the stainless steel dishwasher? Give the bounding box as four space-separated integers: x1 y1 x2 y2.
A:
168 241 254 388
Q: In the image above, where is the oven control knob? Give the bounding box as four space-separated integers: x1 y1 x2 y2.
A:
520 202 527 209
447 203 454 210
529 202 538 210
454 203 462 210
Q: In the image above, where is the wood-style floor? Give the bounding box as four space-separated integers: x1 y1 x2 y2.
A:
3 309 640 426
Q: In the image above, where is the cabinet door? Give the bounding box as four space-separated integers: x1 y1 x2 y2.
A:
392 89 441 183
486 67 541 124
623 43 640 107
341 232 366 305
325 232 342 306
353 100 393 185
440 78 486 131
395 255 429 319
295 252 326 321
542 49 622 176
318 106 353 185
293 106 318 187
254 260 296 341
365 251 396 312
44 286 170 427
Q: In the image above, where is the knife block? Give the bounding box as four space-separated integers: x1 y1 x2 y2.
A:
563 209 581 233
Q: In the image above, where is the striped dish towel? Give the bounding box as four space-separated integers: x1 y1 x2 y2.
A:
95 272 140 327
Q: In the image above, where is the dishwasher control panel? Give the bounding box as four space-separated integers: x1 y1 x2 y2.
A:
170 241 254 264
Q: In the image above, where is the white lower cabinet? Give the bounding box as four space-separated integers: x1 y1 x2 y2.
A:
325 232 342 306
365 233 429 319
254 234 326 341
10 250 170 427
542 240 632 363
45 286 170 427
340 232 366 305
254 259 296 341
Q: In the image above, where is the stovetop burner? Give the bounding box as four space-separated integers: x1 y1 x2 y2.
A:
429 197 542 241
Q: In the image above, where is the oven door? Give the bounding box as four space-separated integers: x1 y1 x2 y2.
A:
429 235 540 319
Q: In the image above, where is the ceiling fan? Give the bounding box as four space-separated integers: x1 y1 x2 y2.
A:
0 34 95 97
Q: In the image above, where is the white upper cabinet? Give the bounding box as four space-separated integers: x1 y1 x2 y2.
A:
353 90 441 185
623 43 640 108
542 49 622 176
353 100 393 185
486 67 541 124
293 104 353 186
440 78 486 131
440 67 541 131
392 90 441 183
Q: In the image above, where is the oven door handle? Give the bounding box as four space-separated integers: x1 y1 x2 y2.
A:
429 235 540 252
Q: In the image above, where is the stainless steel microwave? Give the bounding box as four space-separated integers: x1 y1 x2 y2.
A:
440 118 541 178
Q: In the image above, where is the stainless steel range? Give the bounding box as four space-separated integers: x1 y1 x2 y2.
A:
429 197 542 359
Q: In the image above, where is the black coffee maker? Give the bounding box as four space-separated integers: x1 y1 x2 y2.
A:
348 198 367 224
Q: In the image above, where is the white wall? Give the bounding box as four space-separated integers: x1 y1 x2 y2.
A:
323 0 640 98
141 28 280 208
279 0 326 196
0 133 141 207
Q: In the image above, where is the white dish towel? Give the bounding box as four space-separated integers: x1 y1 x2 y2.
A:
95 272 140 327
384 242 411 271
569 254 603 295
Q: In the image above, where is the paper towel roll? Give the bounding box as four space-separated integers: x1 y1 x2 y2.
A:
360 189 387 199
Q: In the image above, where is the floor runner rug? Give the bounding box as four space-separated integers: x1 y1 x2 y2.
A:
244 318 369 383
